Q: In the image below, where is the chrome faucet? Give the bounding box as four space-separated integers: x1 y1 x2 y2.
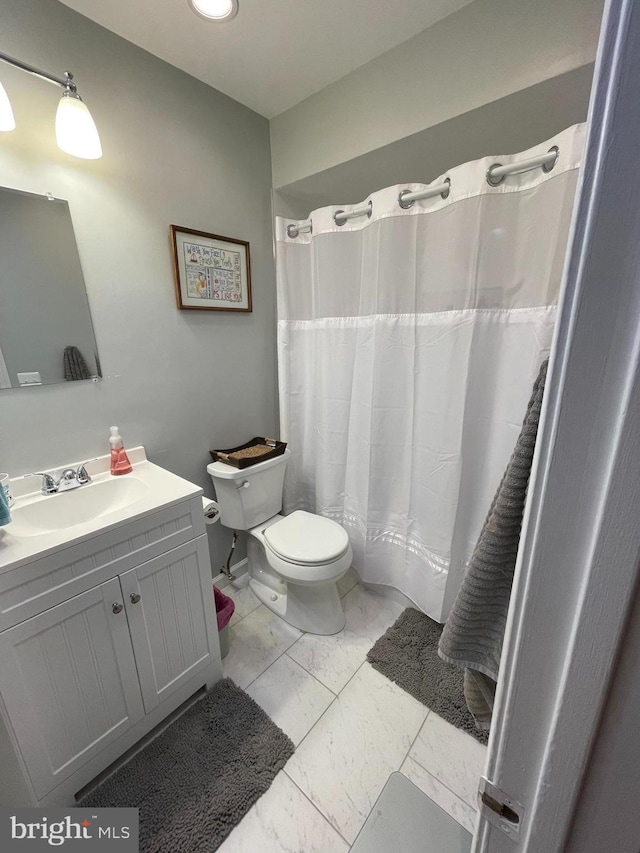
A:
33 461 93 495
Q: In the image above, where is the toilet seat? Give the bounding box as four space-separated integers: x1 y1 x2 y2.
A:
256 510 353 586
263 510 350 565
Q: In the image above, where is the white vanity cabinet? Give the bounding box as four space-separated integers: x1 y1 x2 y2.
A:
0 492 222 808
119 537 216 714
0 577 146 800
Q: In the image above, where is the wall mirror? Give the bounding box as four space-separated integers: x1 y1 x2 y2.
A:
0 186 100 390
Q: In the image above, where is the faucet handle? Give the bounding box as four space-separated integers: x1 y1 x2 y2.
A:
76 464 91 485
75 458 96 485
34 472 57 495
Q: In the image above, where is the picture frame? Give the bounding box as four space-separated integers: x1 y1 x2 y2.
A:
170 225 252 312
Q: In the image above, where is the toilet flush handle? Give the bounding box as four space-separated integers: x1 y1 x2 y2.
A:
236 480 250 490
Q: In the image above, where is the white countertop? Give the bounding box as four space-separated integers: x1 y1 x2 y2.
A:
0 447 203 573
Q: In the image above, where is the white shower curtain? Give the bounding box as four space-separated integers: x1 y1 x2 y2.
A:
275 124 584 622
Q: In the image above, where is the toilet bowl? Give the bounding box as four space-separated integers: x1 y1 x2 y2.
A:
207 450 352 635
248 511 351 633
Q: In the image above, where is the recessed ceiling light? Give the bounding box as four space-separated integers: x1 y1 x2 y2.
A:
189 0 238 21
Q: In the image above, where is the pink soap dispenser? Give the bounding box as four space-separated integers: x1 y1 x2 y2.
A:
109 426 133 475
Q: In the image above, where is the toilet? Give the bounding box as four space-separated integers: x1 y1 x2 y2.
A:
207 449 352 634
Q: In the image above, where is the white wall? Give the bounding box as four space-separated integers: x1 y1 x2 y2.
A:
270 0 604 189
0 0 277 570
271 189 312 222
565 584 640 853
278 65 594 220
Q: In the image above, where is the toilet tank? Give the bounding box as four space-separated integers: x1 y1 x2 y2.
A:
207 449 290 530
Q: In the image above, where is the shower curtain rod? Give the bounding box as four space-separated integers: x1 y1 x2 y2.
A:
286 145 560 239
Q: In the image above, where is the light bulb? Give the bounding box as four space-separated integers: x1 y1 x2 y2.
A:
0 82 16 132
189 0 238 21
55 90 102 159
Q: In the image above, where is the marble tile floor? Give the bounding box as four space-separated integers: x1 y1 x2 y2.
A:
216 568 487 852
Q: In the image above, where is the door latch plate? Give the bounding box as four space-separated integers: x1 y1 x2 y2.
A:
478 776 524 841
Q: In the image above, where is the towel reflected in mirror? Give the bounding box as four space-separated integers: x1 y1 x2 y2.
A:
63 345 92 381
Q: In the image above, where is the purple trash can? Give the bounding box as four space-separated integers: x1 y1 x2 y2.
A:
214 586 235 658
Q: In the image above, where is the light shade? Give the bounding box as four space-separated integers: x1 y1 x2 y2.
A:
0 82 16 132
189 0 238 21
55 91 102 159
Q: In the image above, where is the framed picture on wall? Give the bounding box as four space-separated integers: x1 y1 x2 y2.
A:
170 225 252 312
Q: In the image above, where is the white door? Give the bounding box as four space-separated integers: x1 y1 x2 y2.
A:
119 535 218 714
0 577 144 799
474 3 640 851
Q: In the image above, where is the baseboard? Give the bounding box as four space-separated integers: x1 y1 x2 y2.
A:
212 558 249 589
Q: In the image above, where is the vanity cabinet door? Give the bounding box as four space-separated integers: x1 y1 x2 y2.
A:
119 535 218 714
0 577 144 800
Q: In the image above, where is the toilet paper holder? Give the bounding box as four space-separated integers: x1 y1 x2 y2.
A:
202 496 220 525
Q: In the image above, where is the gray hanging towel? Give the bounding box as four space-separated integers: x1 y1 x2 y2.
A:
438 358 549 731
63 346 92 381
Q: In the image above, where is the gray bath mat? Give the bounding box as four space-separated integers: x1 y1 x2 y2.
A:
367 608 488 745
80 678 295 852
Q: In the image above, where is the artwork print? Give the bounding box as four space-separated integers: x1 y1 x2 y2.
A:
171 226 252 312
184 243 242 303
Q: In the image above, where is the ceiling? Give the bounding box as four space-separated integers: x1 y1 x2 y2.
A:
58 0 475 118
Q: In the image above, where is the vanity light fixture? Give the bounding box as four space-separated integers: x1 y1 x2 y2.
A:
0 52 102 159
189 0 239 22
0 82 16 131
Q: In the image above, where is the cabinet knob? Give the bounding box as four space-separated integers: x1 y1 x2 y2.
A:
112 602 123 614
129 593 141 604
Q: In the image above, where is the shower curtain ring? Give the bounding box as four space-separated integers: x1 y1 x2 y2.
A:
542 145 560 173
334 199 372 226
398 178 451 209
398 190 415 209
286 220 312 239
486 163 506 187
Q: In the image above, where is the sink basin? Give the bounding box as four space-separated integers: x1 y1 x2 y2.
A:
7 476 150 538
0 448 204 573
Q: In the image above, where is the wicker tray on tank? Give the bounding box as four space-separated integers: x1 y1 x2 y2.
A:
210 437 287 469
